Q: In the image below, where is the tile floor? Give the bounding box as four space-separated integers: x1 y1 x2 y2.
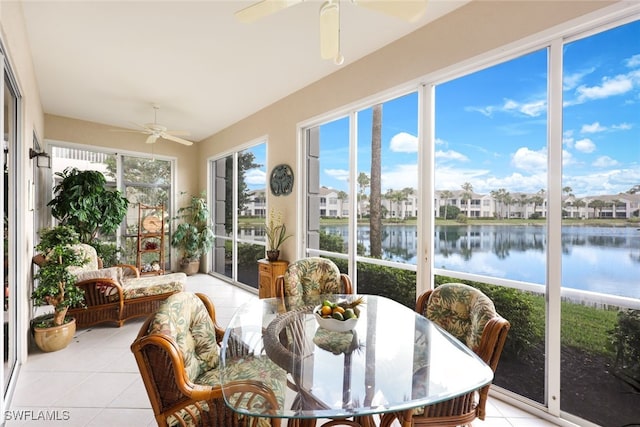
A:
7 274 559 426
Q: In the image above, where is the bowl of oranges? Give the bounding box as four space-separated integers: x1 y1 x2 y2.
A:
314 298 362 332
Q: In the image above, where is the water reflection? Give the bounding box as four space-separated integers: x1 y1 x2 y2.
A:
319 224 640 299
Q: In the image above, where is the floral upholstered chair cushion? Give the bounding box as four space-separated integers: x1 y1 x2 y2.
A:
67 243 100 274
148 292 220 381
122 273 185 300
423 282 497 352
282 257 343 298
148 292 285 427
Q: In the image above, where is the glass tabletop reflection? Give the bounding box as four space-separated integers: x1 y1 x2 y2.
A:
220 294 493 421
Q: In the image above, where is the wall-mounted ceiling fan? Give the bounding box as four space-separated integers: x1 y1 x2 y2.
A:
125 104 194 146
235 0 428 64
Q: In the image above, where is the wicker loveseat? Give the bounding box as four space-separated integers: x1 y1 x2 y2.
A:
45 243 186 328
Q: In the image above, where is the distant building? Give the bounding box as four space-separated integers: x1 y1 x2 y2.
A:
240 187 640 220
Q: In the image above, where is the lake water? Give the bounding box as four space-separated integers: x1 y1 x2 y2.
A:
321 224 640 299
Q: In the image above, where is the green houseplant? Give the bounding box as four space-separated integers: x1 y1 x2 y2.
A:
47 167 129 263
31 225 87 351
170 192 214 275
264 208 292 261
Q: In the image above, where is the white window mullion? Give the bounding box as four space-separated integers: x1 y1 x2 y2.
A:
418 83 435 297
546 38 563 417
348 110 358 287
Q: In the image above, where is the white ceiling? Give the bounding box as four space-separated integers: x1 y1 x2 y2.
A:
21 0 468 142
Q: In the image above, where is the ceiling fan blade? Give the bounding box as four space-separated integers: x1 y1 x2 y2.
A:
355 0 428 22
146 134 159 144
319 0 340 60
161 133 194 146
165 130 191 137
235 0 304 23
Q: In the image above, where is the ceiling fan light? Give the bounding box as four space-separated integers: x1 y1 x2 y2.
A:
319 0 339 60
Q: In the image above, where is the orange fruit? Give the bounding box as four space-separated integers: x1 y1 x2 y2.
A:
321 305 333 316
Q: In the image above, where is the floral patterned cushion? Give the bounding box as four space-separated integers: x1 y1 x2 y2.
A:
423 283 496 351
283 257 343 298
122 273 186 300
148 292 220 382
67 243 100 274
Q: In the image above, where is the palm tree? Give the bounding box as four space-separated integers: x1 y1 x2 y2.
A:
611 198 621 219
337 190 348 218
518 194 528 218
573 198 586 218
461 182 473 218
588 199 606 218
370 103 382 258
357 172 370 219
440 190 453 219
530 189 545 218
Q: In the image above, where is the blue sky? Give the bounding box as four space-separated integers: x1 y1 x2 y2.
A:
314 19 639 198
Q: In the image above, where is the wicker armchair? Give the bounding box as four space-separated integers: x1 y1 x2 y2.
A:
275 257 353 305
131 291 282 427
380 283 510 427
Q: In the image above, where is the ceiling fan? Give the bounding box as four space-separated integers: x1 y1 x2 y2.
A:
124 104 194 146
235 0 428 64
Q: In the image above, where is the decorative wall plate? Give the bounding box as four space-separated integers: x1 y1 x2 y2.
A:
270 164 294 196
142 215 162 233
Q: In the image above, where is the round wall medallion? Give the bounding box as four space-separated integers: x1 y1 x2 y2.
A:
270 164 294 196
142 215 162 233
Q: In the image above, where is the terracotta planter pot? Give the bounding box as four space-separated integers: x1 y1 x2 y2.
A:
32 318 76 352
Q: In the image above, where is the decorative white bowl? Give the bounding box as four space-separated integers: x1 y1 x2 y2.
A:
313 305 359 332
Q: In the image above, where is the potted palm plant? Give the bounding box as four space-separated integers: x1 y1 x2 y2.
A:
170 192 215 275
265 208 292 261
31 225 87 352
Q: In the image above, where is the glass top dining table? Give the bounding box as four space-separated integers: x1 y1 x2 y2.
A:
220 294 493 426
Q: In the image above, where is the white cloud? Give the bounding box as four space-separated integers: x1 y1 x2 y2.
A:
511 147 547 172
501 98 546 117
567 168 640 197
592 156 619 168
574 138 596 153
381 164 419 191
625 54 640 68
563 67 596 91
611 122 632 130
469 98 546 119
563 149 575 167
576 74 634 102
465 106 494 117
325 168 349 181
580 122 606 133
435 138 447 146
389 132 418 153
245 169 265 185
435 150 469 162
519 100 547 117
563 130 574 148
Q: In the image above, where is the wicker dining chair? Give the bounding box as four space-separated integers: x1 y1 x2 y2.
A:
380 282 510 427
131 291 283 427
275 257 353 303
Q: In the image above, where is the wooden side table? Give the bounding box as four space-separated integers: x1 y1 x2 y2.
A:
257 259 289 298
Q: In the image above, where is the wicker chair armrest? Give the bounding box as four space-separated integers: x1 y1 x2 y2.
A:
116 263 140 278
415 289 434 314
275 275 285 299
75 278 125 304
340 273 353 294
